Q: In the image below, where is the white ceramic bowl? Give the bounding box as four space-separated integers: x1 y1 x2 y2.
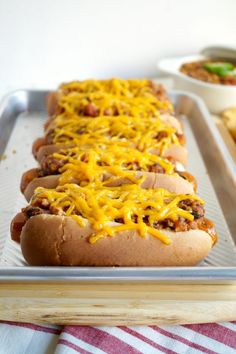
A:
157 54 236 114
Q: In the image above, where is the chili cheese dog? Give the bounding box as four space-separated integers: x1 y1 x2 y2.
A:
21 145 196 201
21 171 195 202
47 79 173 117
11 183 216 266
33 114 187 165
12 184 216 266
34 142 188 169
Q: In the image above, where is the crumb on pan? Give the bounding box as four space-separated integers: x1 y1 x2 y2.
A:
0 154 7 161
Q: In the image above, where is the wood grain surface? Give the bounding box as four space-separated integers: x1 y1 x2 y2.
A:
0 282 236 325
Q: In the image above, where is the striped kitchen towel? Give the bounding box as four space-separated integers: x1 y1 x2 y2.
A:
0 321 235 354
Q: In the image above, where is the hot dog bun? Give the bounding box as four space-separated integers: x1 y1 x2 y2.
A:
160 114 183 134
23 175 60 201
35 143 188 166
45 113 184 136
22 171 195 202
20 214 213 266
46 91 58 116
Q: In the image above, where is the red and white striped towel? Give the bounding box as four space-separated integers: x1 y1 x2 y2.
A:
0 321 235 354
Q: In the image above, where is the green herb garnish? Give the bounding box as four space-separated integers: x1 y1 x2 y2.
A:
203 62 234 77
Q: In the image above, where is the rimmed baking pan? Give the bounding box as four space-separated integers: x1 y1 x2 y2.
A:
0 89 235 283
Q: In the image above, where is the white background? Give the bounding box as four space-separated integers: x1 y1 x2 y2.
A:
0 0 236 93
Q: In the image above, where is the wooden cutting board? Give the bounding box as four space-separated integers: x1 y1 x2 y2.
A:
0 281 236 325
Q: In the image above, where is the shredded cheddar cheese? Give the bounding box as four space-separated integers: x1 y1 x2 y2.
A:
32 183 204 244
57 79 173 115
52 144 175 187
58 92 171 118
49 114 180 156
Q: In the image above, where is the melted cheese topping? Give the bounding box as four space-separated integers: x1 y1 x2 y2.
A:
59 78 172 102
53 145 175 186
50 114 179 155
56 79 173 116
32 183 204 244
60 79 154 94
59 92 171 117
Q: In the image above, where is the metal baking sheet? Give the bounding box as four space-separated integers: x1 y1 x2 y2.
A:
0 89 235 282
